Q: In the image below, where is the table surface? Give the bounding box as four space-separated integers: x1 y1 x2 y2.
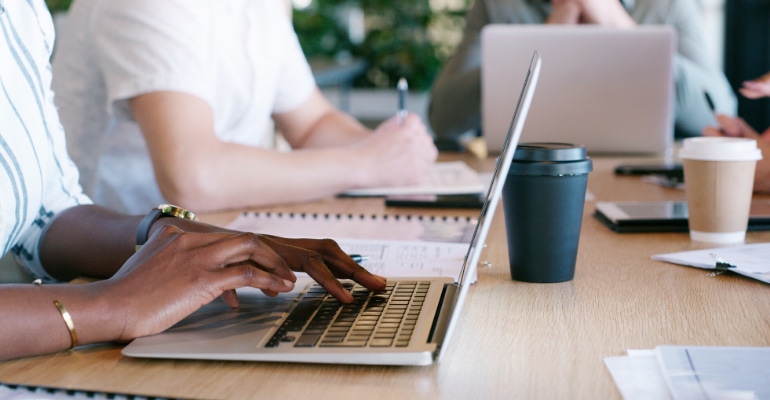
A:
1 156 768 400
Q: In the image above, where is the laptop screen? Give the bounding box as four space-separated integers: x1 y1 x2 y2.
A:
437 51 541 360
481 25 674 154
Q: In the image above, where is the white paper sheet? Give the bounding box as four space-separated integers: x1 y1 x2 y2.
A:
651 243 770 284
341 161 486 196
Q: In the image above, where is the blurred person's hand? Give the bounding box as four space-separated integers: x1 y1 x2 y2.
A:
739 72 770 99
349 113 438 189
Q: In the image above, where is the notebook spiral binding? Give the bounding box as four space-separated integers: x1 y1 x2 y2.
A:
242 211 476 223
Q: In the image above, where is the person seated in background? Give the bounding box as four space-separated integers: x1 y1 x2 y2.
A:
428 0 737 149
0 0 385 361
51 0 438 215
703 73 770 193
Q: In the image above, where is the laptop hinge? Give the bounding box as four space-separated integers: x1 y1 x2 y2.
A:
428 283 458 345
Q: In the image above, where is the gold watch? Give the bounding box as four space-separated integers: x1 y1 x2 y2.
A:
135 204 196 251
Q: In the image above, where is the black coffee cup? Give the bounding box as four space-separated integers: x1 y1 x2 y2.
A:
502 142 592 283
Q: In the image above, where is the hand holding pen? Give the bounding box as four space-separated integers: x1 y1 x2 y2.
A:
350 76 437 188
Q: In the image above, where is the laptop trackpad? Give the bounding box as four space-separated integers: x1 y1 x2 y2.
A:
123 277 311 356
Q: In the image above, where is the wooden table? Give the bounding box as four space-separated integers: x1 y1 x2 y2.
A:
1 157 768 399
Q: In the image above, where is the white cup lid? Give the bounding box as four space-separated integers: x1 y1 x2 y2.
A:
678 137 763 161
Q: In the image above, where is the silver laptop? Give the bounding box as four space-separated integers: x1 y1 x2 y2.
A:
122 53 541 366
482 25 674 154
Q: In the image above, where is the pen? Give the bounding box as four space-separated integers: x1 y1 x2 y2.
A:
397 77 408 125
704 90 717 113
348 254 369 263
704 90 726 134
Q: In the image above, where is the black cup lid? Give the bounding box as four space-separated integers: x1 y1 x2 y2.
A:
509 142 592 176
513 142 587 162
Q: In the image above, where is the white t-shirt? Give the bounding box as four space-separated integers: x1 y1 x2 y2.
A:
53 0 317 214
0 0 92 280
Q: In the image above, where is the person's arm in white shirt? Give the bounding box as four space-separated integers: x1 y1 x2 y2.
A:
129 88 438 213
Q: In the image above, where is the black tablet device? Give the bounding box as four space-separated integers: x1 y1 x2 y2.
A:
385 194 485 209
594 200 770 233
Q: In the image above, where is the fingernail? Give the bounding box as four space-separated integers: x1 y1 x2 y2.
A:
375 275 387 284
283 279 295 288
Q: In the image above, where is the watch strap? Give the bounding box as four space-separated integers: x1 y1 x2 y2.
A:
135 204 196 251
135 209 164 250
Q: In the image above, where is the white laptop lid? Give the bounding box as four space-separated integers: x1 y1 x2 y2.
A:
122 53 541 366
482 25 675 155
435 51 540 362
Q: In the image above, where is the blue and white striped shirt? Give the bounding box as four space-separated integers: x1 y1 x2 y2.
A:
0 0 91 280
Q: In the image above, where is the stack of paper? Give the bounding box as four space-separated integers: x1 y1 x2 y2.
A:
605 346 770 399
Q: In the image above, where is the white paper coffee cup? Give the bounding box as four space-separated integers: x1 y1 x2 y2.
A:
678 137 762 243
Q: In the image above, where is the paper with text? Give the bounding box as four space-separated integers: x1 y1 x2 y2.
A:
655 346 770 400
335 238 472 281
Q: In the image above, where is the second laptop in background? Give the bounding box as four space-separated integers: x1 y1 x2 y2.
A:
481 25 675 155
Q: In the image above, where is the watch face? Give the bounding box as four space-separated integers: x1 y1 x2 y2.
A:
137 205 197 250
158 204 196 220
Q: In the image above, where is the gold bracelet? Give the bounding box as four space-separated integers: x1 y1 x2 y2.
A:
53 300 78 349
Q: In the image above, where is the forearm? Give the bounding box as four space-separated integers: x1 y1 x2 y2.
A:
290 110 371 148
39 205 140 281
160 143 367 212
274 88 370 148
0 282 117 360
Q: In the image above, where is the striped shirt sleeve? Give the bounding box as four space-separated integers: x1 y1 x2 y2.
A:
0 0 92 281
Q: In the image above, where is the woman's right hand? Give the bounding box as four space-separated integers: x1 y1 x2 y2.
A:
96 225 380 342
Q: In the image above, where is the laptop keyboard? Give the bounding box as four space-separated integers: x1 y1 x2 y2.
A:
265 281 430 348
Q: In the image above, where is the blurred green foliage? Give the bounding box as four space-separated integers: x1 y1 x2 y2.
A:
45 0 72 13
293 0 470 91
